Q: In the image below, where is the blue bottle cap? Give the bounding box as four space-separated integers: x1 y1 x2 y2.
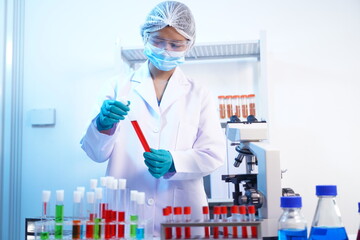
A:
316 185 337 196
280 196 302 208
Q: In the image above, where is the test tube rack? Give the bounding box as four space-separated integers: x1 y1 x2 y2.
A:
161 220 262 240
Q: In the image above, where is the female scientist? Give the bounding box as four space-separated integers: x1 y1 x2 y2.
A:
81 1 226 236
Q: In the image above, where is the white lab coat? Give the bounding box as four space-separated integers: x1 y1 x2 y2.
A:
81 61 226 237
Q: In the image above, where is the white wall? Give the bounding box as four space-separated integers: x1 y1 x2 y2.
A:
19 0 360 238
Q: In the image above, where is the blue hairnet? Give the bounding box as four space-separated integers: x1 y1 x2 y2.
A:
140 1 196 48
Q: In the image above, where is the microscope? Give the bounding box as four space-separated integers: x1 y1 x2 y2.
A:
222 116 283 239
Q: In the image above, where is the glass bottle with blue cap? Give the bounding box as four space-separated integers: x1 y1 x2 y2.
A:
278 196 307 239
309 185 349 240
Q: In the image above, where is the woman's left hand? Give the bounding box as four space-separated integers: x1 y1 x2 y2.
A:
143 148 175 178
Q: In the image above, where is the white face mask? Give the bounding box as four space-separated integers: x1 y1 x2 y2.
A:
143 42 186 71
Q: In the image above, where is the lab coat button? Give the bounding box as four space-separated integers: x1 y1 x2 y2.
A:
147 198 155 206
153 128 159 133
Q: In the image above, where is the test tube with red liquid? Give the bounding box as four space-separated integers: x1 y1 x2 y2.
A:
86 192 95 239
248 94 256 116
163 207 173 239
239 205 248 238
202 206 210 238
231 206 239 238
174 207 183 239
213 206 221 239
184 206 192 239
218 96 226 119
248 205 257 238
221 206 229 238
131 120 151 152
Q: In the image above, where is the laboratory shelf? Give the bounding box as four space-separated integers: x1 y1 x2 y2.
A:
121 40 261 67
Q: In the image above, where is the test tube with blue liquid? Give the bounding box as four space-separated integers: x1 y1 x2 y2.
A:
136 192 146 239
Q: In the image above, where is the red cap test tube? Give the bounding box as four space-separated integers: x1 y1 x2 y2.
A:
202 206 210 238
239 205 248 238
221 206 229 238
184 206 192 239
131 120 151 152
248 205 257 238
163 207 172 239
231 206 239 238
213 206 221 239
174 207 183 239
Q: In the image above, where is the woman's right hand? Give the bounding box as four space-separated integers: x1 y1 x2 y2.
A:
96 100 130 131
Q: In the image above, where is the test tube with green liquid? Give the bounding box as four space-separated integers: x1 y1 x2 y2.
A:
94 187 103 239
130 190 138 238
55 190 64 239
40 190 51 240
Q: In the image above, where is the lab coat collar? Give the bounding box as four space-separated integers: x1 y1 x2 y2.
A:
159 65 190 112
131 61 190 115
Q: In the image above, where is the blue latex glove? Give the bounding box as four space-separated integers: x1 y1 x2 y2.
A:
96 100 130 131
143 148 176 178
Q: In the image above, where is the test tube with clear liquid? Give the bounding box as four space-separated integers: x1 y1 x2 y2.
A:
117 179 127 239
